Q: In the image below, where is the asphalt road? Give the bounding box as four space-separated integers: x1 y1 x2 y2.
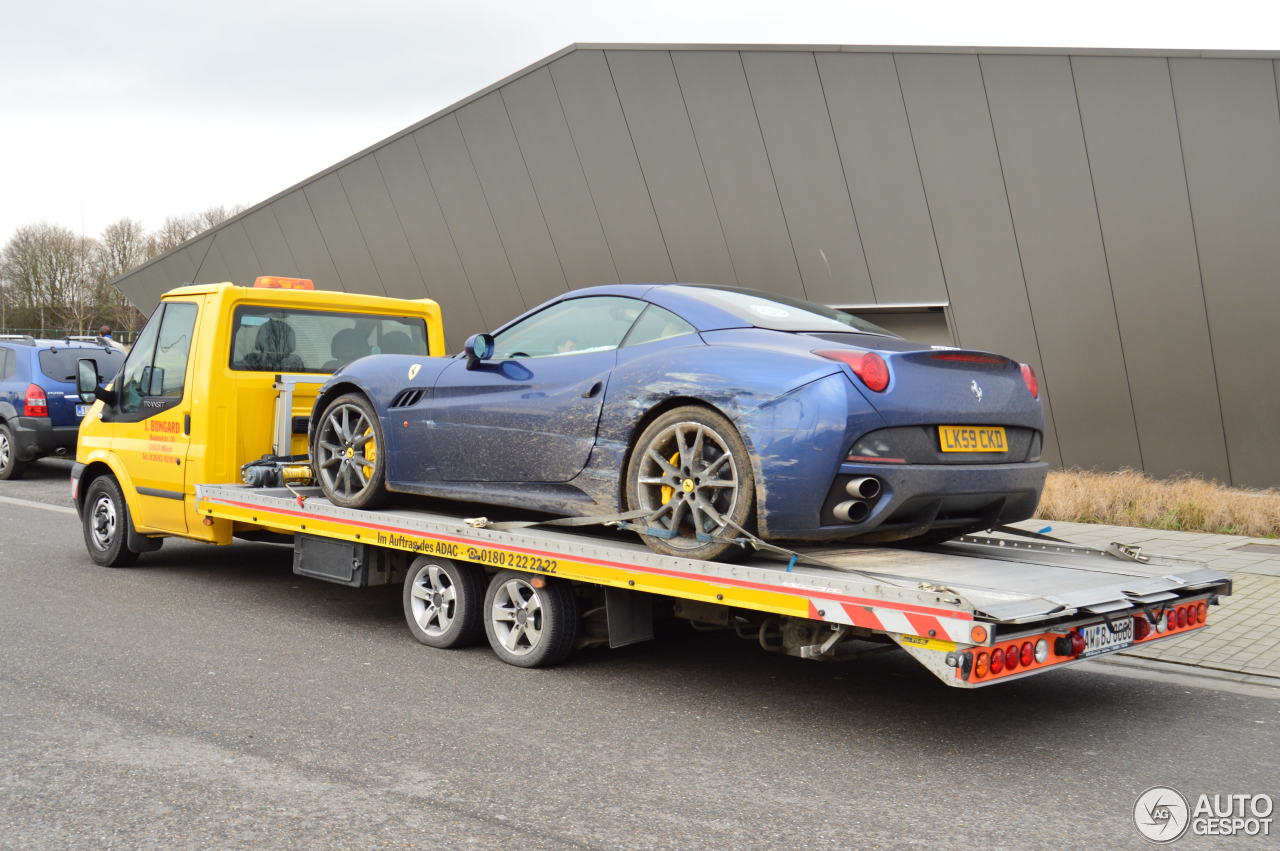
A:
2 459 1277 849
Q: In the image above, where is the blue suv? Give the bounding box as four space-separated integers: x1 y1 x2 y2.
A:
0 336 125 479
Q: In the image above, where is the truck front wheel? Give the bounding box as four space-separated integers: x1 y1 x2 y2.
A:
82 476 141 567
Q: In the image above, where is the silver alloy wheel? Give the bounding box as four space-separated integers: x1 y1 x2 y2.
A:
635 420 740 549
89 493 117 551
409 563 458 637
315 402 378 500
488 577 544 656
0 431 10 471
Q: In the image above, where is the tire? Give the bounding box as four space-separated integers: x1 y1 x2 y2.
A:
625 405 756 561
312 392 389 510
403 557 485 648
0 422 26 480
482 570 578 668
81 475 141 567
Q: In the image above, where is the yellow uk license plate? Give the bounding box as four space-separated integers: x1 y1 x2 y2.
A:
939 425 1008 453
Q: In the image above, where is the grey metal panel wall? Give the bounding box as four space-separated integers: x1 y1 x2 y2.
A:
239 208 298 280
303 173 386 296
894 53 1061 467
981 54 1141 471
108 44 1280 485
606 50 736 284
270 191 344 292
1072 56 1231 482
336 156 428 300
413 117 523 327
549 50 675 282
455 93 568 306
1171 58 1280 488
816 53 947 304
372 135 485 347
740 52 873 305
670 51 804 296
501 68 619 290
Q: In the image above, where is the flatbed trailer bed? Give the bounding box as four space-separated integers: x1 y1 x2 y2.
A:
196 483 1231 688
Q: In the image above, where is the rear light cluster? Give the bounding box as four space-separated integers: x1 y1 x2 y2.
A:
1151 602 1207 636
1020 363 1039 398
960 638 1052 682
23 384 48 417
816 349 890 392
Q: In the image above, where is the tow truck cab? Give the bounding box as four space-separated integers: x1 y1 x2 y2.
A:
72 278 445 546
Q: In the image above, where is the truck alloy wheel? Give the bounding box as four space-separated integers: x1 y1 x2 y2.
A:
483 570 578 668
403 557 484 649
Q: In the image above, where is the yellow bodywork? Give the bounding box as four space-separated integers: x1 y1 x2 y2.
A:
76 281 444 544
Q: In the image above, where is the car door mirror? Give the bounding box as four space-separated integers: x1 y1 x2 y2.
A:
464 333 495 370
76 358 117 406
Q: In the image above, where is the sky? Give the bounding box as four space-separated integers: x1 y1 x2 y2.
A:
2 0 1277 246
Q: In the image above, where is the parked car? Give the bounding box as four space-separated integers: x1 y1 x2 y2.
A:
0 336 124 479
309 285 1048 560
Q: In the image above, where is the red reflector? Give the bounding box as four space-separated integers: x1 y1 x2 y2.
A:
816 349 890 392
1196 602 1207 623
1003 645 1018 671
1020 363 1039 398
930 352 1006 365
1069 631 1086 657
990 648 1005 674
23 383 48 416
1176 608 1187 628
1020 642 1034 667
844 454 907 464
1133 616 1151 641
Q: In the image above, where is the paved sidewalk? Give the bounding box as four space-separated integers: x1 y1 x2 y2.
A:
1010 518 1280 685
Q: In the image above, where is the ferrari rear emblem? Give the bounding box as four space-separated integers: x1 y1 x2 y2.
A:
970 380 983 402
408 363 421 380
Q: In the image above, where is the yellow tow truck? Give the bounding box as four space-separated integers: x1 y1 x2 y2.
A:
70 276 1230 682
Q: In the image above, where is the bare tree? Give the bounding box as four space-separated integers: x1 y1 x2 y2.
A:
147 203 247 257
0 223 94 335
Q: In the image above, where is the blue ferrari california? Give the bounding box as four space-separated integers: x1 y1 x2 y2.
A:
309 284 1047 560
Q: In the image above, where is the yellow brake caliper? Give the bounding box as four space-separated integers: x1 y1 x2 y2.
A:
661 451 680 504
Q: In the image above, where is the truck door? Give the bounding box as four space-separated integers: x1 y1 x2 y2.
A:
107 300 200 534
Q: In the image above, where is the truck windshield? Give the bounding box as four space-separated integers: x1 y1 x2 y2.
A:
230 306 430 373
39 347 124 382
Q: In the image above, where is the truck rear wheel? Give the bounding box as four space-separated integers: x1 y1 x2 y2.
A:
483 570 578 668
403 557 485 648
82 475 141 567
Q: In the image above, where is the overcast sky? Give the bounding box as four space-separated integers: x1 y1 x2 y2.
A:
2 0 1276 245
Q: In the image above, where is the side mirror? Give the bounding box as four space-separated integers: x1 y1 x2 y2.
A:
464 333 495 370
76 358 117 406
141 365 165 396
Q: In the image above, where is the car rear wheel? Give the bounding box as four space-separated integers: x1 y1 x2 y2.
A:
625 405 755 561
313 392 389 510
0 422 26 480
82 475 141 567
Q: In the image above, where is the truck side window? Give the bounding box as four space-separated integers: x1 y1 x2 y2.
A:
118 302 198 414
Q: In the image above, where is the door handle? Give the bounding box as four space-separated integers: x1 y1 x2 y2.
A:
581 381 603 399
184 413 191 435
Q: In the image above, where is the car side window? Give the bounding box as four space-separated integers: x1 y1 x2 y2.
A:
493 297 644 359
118 302 198 414
621 305 696 348
0 348 12 379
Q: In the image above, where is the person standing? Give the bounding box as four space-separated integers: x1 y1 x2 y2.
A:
99 325 126 350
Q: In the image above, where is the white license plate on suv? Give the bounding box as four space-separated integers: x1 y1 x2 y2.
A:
75 404 88 417
1079 619 1133 658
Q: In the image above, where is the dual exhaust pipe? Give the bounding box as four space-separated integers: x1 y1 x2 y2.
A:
833 476 881 524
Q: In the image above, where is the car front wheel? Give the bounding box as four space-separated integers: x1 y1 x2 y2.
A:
313 392 389 509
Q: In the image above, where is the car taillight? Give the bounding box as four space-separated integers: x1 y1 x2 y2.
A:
816 349 890 392
24 384 48 416
1020 363 1039 398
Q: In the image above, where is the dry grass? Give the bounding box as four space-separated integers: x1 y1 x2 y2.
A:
1037 469 1280 538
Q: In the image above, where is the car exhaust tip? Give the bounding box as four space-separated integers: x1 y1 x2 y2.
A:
845 476 881 500
833 499 871 524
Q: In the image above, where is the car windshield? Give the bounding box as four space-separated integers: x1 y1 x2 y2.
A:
681 286 896 336
38 347 124 382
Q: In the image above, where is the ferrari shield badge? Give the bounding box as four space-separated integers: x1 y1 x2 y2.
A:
408 363 421 381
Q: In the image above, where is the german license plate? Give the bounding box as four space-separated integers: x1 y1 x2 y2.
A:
75 404 88 417
1078 619 1134 658
938 425 1008 452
